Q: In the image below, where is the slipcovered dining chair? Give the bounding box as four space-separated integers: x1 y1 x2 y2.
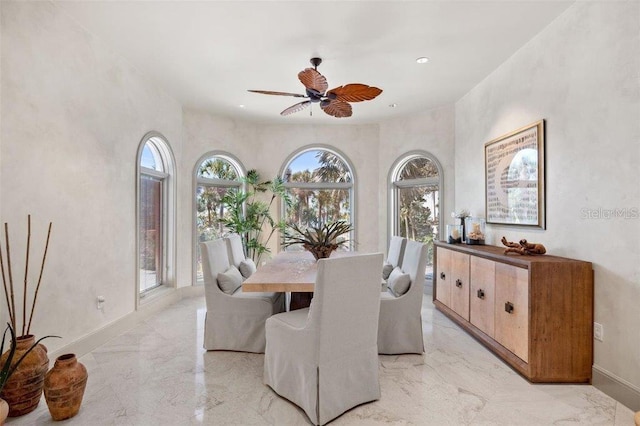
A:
382 236 407 288
378 239 428 354
225 233 257 278
200 238 285 353
264 253 383 425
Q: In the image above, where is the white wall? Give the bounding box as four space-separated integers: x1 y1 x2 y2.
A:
0 1 183 352
455 0 640 401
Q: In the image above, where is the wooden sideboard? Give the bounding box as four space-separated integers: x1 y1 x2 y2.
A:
433 241 594 383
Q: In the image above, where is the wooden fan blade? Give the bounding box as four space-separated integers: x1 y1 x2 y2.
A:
281 100 311 116
326 84 383 102
298 68 328 94
248 90 307 98
320 100 352 118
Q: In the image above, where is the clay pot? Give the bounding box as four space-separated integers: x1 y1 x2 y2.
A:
44 353 88 421
0 335 49 417
0 398 8 425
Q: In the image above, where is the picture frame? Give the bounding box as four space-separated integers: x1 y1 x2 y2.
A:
484 120 545 228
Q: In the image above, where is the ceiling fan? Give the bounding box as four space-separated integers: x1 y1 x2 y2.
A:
248 57 383 118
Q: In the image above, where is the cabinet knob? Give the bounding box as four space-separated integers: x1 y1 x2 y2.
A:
440 272 446 280
505 302 514 314
455 279 463 288
477 289 485 299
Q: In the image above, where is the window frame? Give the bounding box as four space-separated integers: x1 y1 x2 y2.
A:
388 150 444 247
192 151 246 285
135 131 176 306
279 144 357 251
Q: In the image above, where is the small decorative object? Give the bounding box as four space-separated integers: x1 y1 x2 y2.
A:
485 120 545 228
44 354 88 421
446 224 462 244
501 236 546 255
451 209 470 241
464 217 486 245
282 221 353 260
0 215 58 417
0 324 57 418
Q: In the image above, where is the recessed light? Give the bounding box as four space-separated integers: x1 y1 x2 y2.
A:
389 103 398 108
416 57 430 64
239 104 245 108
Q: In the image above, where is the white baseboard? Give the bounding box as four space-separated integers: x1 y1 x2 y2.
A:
592 365 640 411
49 285 203 361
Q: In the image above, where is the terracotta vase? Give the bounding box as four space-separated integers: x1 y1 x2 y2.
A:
0 398 8 425
44 353 88 421
0 335 49 417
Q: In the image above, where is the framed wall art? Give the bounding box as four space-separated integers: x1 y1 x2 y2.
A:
484 120 545 228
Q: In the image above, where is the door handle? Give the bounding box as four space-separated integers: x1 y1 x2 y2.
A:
477 289 485 299
455 279 463 288
440 272 446 280
505 302 514 314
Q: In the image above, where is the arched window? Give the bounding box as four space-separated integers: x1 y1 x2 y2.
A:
280 146 355 250
389 151 443 275
137 132 176 299
193 152 245 283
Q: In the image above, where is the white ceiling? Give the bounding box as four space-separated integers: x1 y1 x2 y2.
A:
56 1 574 125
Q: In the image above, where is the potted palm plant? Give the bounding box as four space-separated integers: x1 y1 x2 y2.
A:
221 170 291 265
282 220 353 260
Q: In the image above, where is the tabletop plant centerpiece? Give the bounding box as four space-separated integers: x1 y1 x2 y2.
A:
282 220 353 261
0 215 58 418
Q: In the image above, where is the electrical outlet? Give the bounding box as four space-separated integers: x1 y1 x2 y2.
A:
594 322 604 342
97 296 105 311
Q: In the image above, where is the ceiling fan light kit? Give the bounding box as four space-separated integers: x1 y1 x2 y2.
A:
248 57 382 118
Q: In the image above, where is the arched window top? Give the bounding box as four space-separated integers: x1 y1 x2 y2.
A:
141 140 164 172
393 153 440 183
282 148 353 184
396 157 439 181
196 154 244 182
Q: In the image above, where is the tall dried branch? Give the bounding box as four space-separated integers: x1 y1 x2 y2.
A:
0 235 14 330
27 222 52 335
22 215 31 336
4 224 16 332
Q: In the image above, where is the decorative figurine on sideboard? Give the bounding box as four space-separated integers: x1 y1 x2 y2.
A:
501 236 546 255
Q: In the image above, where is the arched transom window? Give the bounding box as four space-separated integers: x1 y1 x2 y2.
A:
281 147 355 250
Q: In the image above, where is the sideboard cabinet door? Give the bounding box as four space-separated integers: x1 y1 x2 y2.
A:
449 250 470 320
494 263 529 363
470 256 495 338
435 248 452 307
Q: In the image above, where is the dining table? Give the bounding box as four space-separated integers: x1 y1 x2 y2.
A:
242 250 357 310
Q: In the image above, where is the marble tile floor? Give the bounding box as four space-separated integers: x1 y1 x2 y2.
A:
8 295 636 425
